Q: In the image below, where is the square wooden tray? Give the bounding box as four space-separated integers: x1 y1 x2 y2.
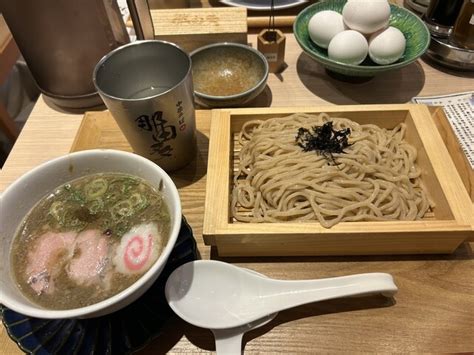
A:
203 104 474 256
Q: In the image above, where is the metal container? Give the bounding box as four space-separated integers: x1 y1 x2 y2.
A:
1 0 130 108
93 40 197 172
450 0 474 50
423 0 464 37
425 36 474 71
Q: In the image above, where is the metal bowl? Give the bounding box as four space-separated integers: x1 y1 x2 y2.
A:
190 43 269 108
424 36 474 71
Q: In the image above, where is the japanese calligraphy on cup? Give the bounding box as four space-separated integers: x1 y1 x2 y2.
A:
93 40 196 172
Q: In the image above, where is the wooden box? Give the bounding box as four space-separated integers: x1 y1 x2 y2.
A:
203 104 474 257
150 7 248 53
429 106 474 202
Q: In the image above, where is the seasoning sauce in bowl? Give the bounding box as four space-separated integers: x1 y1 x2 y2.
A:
193 47 264 96
190 43 269 107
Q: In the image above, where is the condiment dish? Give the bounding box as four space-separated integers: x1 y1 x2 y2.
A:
190 42 269 107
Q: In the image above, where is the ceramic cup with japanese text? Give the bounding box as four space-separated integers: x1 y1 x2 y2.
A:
93 40 197 172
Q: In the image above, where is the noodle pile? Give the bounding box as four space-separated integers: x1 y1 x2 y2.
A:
231 113 431 228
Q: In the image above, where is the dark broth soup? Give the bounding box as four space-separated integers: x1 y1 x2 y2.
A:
11 173 170 310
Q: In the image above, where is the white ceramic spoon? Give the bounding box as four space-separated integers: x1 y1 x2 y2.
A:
211 267 277 354
173 265 277 354
165 260 397 331
211 312 276 354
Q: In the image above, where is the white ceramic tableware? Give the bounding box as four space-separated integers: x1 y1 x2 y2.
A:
210 268 277 354
212 311 276 354
165 260 398 330
0 149 182 319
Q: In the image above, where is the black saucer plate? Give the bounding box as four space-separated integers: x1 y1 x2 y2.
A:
1 217 198 354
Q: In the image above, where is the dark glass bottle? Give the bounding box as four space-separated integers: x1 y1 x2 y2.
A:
424 0 464 37
450 0 474 49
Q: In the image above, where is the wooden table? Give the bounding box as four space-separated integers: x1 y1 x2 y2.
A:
1 25 474 355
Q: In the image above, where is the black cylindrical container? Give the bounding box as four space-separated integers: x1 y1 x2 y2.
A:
424 0 464 37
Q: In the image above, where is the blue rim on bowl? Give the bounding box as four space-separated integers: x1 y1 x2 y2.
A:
1 217 198 355
293 0 431 77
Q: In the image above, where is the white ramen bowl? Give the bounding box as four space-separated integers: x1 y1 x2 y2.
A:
0 149 182 319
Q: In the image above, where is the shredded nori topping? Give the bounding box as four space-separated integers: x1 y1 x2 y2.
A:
295 121 351 164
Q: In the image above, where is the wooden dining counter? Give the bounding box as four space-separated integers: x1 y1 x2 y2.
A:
1 24 474 354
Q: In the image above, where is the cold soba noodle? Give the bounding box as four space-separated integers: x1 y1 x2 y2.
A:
11 173 170 309
232 113 431 228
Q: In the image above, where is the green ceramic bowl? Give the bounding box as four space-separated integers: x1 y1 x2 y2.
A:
294 0 430 77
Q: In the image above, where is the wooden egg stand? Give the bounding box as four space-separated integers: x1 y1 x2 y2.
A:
257 0 286 73
256 0 287 73
257 28 286 73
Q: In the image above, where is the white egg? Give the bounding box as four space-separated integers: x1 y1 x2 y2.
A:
308 10 346 49
328 30 368 65
369 26 406 64
342 0 391 35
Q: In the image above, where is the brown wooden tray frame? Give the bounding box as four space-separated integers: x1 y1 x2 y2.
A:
202 104 473 256
71 105 474 256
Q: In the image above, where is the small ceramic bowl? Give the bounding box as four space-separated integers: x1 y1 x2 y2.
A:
0 149 181 319
294 0 430 77
190 42 269 107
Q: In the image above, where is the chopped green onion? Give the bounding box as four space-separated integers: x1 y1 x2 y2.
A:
111 200 134 220
88 198 104 214
129 192 148 210
84 178 108 200
49 201 65 221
